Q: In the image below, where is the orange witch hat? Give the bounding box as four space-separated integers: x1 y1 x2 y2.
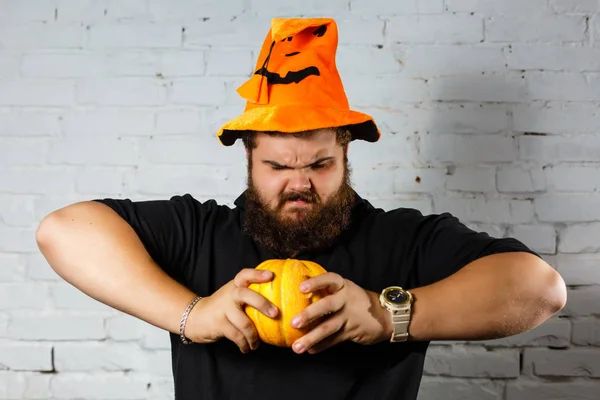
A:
216 17 381 146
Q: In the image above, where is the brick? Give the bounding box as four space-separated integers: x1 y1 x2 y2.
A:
513 102 600 135
88 24 182 48
560 223 600 253
547 165 600 192
0 23 84 49
560 287 600 316
148 377 175 400
0 0 56 22
0 227 37 253
50 283 117 313
519 134 600 162
250 0 350 15
474 317 570 348
169 78 228 106
21 53 105 78
184 17 270 48
420 134 517 164
0 110 62 137
139 136 239 166
337 47 403 75
507 45 600 71
343 75 429 106
394 168 446 193
508 225 556 254
0 196 35 226
418 377 503 400
486 16 586 43
155 109 202 135
48 137 138 166
350 133 419 168
54 0 106 23
433 196 534 224
0 139 49 167
0 372 51 400
429 75 527 102
106 314 170 350
351 167 395 197
497 167 546 193
8 314 106 340
160 51 206 76
0 343 53 371
51 373 150 399
130 166 235 196
76 169 124 195
26 253 63 282
572 317 600 346
424 346 519 378
63 109 154 137
0 81 74 106
352 0 443 15
387 15 483 44
147 0 245 21
506 380 600 400
0 52 19 78
0 283 48 310
206 50 253 76
446 0 548 14
397 45 506 77
368 197 433 215
525 72 600 101
556 254 600 285
0 167 73 196
446 167 496 192
334 19 385 46
535 195 600 222
0 313 8 336
524 348 600 377
0 254 26 282
549 0 600 13
76 78 167 106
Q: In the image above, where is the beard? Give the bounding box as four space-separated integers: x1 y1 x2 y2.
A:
243 162 355 258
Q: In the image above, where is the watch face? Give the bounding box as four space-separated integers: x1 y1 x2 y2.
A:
385 288 409 305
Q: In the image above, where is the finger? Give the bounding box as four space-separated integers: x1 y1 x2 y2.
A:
291 293 344 329
300 272 345 295
231 286 279 318
307 331 345 354
234 268 274 287
222 316 251 353
292 317 345 354
226 309 260 350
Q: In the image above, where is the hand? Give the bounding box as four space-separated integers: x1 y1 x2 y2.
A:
185 268 279 353
290 272 391 354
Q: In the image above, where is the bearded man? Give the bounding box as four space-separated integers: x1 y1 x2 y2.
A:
36 17 566 400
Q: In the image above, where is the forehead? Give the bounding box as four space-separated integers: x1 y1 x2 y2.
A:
253 129 340 154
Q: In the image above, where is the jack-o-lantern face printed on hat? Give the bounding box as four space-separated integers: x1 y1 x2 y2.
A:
217 18 381 146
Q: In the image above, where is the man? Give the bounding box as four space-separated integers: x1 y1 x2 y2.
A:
36 18 567 400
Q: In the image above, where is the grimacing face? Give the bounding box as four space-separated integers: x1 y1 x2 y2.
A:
247 128 347 221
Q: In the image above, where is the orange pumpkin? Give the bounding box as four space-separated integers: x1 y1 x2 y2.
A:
245 259 327 347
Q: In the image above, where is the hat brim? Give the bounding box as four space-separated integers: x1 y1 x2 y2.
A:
217 104 381 146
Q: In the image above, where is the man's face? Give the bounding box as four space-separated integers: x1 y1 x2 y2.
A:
249 128 345 220
243 128 355 257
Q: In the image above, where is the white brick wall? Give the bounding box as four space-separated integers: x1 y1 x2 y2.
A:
0 0 598 399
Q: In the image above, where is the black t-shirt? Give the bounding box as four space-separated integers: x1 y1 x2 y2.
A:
93 190 536 400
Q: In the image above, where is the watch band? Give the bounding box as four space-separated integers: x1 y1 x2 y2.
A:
390 307 411 342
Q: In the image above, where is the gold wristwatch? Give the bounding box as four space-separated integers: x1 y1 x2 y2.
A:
379 286 413 343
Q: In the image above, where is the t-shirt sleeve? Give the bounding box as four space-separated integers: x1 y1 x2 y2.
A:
410 212 540 288
92 193 216 285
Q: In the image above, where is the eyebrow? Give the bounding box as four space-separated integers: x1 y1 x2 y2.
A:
262 156 335 169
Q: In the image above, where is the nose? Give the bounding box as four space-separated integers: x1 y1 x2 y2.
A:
289 169 311 191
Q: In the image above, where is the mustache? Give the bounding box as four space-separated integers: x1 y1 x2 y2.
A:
279 191 319 204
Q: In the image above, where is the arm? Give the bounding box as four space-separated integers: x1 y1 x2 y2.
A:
36 201 198 336
405 251 567 341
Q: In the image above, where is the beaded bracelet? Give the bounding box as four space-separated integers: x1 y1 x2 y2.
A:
180 296 202 345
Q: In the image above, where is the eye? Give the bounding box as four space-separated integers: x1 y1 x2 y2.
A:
313 25 327 37
271 165 287 171
311 163 327 170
